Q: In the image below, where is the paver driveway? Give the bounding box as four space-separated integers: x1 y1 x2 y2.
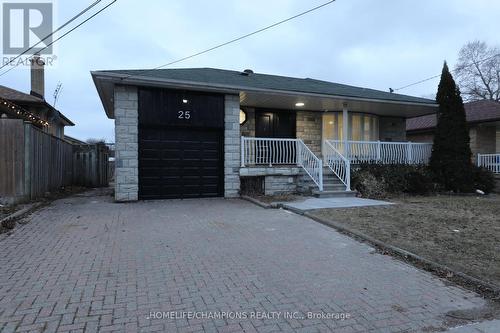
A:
0 191 488 332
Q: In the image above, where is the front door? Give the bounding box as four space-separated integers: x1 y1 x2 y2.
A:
255 110 296 138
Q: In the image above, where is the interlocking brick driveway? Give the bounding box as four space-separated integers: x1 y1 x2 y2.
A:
0 191 487 332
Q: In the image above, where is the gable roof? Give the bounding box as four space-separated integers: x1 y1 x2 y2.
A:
96 67 435 105
0 84 74 126
0 84 44 103
406 100 500 132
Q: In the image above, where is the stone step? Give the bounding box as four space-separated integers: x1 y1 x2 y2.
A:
312 190 357 198
323 184 347 191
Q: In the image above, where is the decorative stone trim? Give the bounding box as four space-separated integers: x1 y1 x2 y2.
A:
224 95 241 197
240 167 301 177
114 85 138 202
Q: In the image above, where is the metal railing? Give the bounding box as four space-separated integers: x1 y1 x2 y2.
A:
297 140 323 191
477 153 500 174
241 136 323 191
324 141 350 191
327 140 433 164
241 137 298 166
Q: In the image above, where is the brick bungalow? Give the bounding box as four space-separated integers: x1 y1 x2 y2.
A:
407 100 500 160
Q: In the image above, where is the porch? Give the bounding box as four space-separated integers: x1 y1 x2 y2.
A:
240 136 433 195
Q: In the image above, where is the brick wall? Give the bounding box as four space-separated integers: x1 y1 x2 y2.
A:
470 125 496 159
379 117 406 142
224 95 241 197
296 111 322 155
114 85 139 202
406 131 435 143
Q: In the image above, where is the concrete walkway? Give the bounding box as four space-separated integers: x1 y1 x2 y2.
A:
0 191 493 332
283 196 392 212
446 320 500 332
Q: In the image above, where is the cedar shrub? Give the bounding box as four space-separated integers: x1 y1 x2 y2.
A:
429 62 474 192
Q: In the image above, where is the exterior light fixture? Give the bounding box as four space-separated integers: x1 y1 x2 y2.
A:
239 109 247 125
295 102 305 107
182 99 189 104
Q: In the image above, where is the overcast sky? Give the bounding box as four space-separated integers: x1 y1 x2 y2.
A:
2 0 500 142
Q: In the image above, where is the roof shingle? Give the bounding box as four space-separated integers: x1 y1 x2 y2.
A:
97 67 436 105
406 100 500 131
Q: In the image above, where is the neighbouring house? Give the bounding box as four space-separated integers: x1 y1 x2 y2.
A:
407 100 500 173
0 56 74 138
91 67 437 202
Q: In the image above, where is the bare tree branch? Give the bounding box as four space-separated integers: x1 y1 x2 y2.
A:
455 41 500 102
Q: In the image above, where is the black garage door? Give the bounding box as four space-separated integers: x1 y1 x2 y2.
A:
138 88 224 200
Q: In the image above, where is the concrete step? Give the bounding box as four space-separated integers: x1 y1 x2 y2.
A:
312 190 357 198
323 184 347 191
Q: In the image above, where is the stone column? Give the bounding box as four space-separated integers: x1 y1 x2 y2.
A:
224 94 241 197
114 85 139 202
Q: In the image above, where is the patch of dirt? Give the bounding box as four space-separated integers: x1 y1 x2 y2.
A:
0 186 89 235
310 194 500 287
251 194 302 204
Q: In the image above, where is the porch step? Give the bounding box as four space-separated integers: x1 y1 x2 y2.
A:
312 190 357 198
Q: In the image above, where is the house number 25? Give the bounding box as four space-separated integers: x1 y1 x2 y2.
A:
178 111 191 119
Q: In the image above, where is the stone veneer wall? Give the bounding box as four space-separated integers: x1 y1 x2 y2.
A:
296 111 322 155
379 117 407 142
224 95 241 197
114 85 139 202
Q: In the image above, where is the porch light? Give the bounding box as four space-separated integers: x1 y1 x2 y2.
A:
240 109 247 125
182 99 189 104
295 102 305 107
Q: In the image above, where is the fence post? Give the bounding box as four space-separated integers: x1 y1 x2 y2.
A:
376 140 381 161
23 122 32 199
407 142 413 164
240 136 245 167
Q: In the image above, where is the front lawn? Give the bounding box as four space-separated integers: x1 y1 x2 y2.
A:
310 194 500 286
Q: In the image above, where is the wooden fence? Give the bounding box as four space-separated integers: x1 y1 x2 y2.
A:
0 119 109 204
73 144 109 187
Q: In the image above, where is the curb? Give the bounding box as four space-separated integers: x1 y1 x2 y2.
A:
0 202 44 227
281 207 500 298
241 196 276 209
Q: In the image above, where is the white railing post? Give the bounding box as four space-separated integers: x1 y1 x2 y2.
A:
407 142 412 164
319 159 323 191
477 154 482 167
296 140 302 166
376 140 381 162
346 161 351 191
241 136 246 167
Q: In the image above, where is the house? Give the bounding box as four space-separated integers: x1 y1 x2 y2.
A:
407 100 500 172
91 68 437 202
0 56 74 138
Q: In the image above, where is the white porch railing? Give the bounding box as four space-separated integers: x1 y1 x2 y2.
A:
324 141 351 191
478 153 500 174
297 140 323 191
327 140 433 164
241 136 323 191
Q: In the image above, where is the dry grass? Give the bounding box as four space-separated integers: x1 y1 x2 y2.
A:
311 194 500 286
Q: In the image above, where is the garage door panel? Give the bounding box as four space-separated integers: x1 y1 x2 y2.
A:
139 127 223 199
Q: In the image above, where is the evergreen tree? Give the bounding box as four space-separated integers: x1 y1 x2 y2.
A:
430 62 473 192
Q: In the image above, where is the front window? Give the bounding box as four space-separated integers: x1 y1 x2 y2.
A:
322 113 379 142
